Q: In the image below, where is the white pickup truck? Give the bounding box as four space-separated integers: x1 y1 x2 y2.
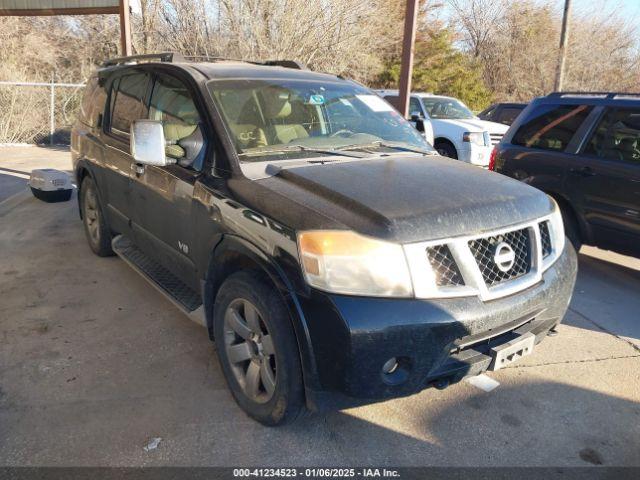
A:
376 90 508 167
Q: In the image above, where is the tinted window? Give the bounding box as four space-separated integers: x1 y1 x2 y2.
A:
78 76 99 126
149 74 205 170
585 108 640 165
496 107 524 125
480 105 496 120
110 73 149 135
512 104 592 151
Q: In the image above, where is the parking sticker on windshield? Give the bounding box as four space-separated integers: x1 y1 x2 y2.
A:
307 94 325 105
356 94 395 112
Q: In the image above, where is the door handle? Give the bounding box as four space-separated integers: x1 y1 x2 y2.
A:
569 166 596 177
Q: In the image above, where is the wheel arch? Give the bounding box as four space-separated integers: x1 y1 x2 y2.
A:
544 190 590 244
74 160 94 219
204 234 321 395
434 137 458 155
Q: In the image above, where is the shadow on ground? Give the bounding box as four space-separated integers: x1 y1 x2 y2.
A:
565 252 640 345
0 171 28 203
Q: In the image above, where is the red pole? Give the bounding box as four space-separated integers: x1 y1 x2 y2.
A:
119 0 132 56
398 0 419 118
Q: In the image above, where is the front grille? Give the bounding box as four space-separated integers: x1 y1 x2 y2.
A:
468 228 532 287
426 245 464 286
539 221 552 258
489 133 503 146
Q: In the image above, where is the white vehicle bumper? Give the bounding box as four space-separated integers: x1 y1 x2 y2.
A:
458 143 492 167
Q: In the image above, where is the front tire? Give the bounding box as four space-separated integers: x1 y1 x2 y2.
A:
435 141 458 159
213 271 304 426
80 176 114 257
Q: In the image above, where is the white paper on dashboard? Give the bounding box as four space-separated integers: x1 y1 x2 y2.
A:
355 94 395 112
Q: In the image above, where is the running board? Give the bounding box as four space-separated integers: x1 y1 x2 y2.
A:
111 235 206 327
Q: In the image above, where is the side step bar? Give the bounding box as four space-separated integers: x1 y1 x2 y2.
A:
111 235 206 327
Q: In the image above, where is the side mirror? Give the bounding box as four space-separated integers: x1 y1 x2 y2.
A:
130 120 170 166
410 114 425 133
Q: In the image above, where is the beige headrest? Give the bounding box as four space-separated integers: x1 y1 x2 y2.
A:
262 88 292 119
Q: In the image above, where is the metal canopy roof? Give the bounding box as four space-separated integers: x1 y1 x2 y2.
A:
0 0 119 15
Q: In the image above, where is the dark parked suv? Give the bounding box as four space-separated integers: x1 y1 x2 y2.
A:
71 53 577 425
492 92 640 257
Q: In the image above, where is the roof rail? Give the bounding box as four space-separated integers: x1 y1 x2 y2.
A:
102 52 185 67
102 52 307 70
263 60 306 70
187 56 307 70
547 91 640 99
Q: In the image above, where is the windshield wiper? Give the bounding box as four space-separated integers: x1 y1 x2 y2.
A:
238 144 367 159
338 141 437 156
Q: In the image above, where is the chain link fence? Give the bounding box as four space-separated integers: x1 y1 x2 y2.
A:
0 81 85 145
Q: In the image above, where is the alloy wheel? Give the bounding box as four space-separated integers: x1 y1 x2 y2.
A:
223 298 277 403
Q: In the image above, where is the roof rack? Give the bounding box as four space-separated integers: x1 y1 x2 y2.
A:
547 92 640 99
263 60 306 70
102 52 306 70
103 52 185 67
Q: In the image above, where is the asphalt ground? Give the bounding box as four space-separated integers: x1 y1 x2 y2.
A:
0 147 638 467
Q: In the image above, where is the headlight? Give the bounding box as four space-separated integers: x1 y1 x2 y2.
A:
463 131 486 146
297 230 413 297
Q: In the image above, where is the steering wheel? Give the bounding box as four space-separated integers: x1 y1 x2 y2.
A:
330 129 355 138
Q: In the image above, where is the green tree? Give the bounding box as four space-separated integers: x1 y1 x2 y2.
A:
375 28 492 111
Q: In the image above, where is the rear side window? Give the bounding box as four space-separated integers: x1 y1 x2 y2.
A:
109 73 149 136
78 77 99 126
512 104 592 152
584 107 640 165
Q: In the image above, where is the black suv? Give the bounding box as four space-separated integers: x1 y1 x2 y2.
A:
71 53 577 425
492 92 640 257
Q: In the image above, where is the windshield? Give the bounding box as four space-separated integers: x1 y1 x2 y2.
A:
207 79 434 161
421 98 475 120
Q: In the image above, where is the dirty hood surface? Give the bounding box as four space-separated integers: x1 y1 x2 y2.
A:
257 155 554 244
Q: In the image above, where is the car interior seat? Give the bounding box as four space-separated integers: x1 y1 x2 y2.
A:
162 102 205 169
229 98 268 150
261 87 309 145
615 137 638 162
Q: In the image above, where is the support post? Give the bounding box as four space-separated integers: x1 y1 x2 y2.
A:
554 0 572 92
398 0 419 118
50 77 55 146
119 0 132 56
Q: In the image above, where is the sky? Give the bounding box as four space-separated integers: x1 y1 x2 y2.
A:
570 0 640 16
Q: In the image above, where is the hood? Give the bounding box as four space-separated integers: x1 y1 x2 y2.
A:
431 118 509 135
257 155 553 244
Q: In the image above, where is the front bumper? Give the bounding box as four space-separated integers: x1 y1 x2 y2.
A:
298 242 577 411
458 143 492 166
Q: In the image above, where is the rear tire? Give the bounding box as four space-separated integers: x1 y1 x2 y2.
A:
213 271 304 426
80 176 114 257
435 141 458 159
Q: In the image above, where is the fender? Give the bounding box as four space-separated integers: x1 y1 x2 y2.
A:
204 234 322 395
74 159 105 220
